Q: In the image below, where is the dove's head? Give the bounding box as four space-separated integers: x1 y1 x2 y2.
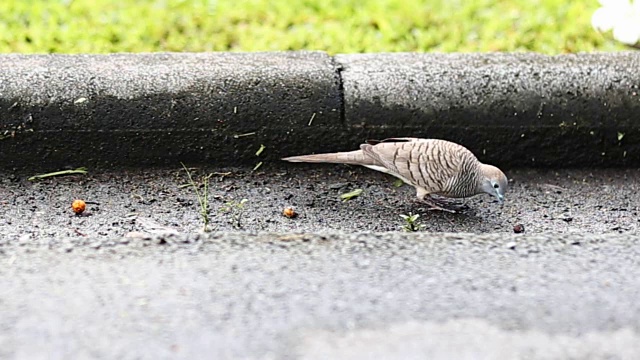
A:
478 164 508 203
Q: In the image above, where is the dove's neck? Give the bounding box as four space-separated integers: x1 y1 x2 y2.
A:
476 164 498 196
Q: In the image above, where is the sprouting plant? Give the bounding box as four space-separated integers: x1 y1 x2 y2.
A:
181 162 213 232
220 198 248 229
400 212 425 232
340 188 363 202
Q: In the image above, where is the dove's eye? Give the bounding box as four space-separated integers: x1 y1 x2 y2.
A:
493 184 499 189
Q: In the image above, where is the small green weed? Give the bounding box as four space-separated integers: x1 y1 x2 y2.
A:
181 163 213 232
400 212 425 232
220 198 248 229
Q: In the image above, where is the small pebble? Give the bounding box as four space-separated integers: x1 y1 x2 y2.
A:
513 224 525 233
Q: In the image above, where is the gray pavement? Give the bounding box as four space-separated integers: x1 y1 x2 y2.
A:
1 232 640 359
1 166 640 359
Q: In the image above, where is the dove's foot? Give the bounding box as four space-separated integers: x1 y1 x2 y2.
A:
418 195 461 213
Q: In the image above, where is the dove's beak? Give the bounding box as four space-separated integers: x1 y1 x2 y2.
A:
497 194 504 204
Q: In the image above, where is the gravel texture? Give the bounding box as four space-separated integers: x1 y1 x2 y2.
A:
1 165 638 240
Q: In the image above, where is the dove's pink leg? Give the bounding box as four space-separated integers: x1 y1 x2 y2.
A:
416 188 458 213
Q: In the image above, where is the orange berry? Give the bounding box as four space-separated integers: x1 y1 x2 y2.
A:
72 199 86 214
283 207 296 218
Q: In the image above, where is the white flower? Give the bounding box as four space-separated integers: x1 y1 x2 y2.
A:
592 0 640 45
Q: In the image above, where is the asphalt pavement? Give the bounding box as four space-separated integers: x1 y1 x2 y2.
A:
1 165 639 359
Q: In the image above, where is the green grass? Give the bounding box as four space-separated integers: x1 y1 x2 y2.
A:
0 0 627 54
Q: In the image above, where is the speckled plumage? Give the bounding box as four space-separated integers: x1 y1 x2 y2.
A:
282 137 508 211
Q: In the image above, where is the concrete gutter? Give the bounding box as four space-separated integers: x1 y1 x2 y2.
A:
1 51 639 170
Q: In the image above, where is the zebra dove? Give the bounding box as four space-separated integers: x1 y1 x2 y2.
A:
282 137 508 212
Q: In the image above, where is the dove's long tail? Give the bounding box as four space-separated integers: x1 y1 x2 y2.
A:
282 150 375 166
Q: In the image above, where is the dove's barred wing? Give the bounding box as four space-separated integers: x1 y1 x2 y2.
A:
361 138 479 196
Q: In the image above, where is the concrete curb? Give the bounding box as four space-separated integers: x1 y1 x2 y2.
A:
1 51 639 169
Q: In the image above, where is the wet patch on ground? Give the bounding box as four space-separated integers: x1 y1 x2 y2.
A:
0 165 638 242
